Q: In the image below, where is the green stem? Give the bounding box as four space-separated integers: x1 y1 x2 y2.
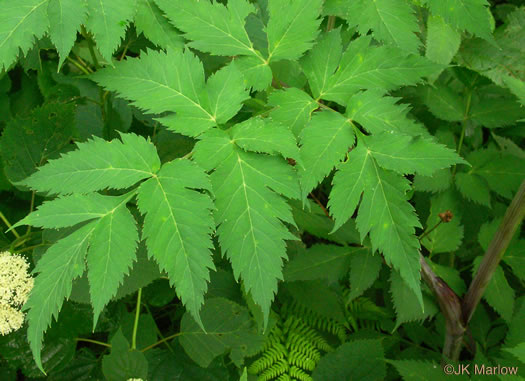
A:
326 16 336 32
82 26 100 69
75 337 111 348
418 220 443 241
0 211 20 239
141 332 182 353
66 56 92 75
131 288 142 350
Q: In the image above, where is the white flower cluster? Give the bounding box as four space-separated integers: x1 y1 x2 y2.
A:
0 251 34 335
126 379 144 381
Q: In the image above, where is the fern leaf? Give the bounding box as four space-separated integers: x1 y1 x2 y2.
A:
299 111 355 196
426 0 493 41
266 0 322 62
343 0 420 53
47 0 88 67
134 0 183 50
0 0 49 71
137 159 215 327
268 88 317 137
84 0 136 62
194 136 300 327
87 203 139 327
19 133 160 195
24 222 96 373
323 36 441 105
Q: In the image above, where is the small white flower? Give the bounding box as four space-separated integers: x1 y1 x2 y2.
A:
126 379 145 381
0 251 34 335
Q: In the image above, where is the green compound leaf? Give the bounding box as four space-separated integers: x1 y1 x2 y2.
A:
194 135 300 328
329 143 424 308
322 36 441 105
366 132 467 176
299 110 355 197
179 298 264 368
24 222 95 373
92 50 248 137
266 0 323 62
346 90 427 137
348 248 382 301
0 0 49 71
134 0 184 50
342 0 421 53
47 0 88 67
137 159 215 329
84 0 136 62
19 133 160 195
268 87 317 137
102 329 148 381
426 0 493 41
156 0 258 57
87 203 138 327
230 117 301 163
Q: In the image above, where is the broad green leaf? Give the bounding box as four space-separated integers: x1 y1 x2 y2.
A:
457 7 523 86
0 0 49 71
503 76 525 106
426 0 493 41
87 204 138 327
179 298 264 368
102 329 148 381
47 0 88 67
503 242 525 282
343 0 420 53
473 256 515 322
24 222 95 373
366 133 466 176
422 189 464 254
194 137 300 326
468 149 525 199
390 270 438 329
469 89 525 128
299 110 355 196
455 171 491 206
425 14 461 65
300 29 342 99
312 339 386 381
387 359 469 381
348 248 382 301
268 87 317 137
346 90 427 137
413 168 452 193
85 0 136 62
504 343 525 363
233 55 273 91
419 84 465 122
266 0 322 62
231 117 300 163
134 0 184 50
192 129 235 170
19 133 160 195
137 159 215 328
0 103 76 184
505 298 525 348
329 143 424 307
322 36 441 105
156 0 265 67
283 244 357 283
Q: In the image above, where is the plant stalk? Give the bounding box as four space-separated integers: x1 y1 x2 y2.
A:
131 288 142 350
